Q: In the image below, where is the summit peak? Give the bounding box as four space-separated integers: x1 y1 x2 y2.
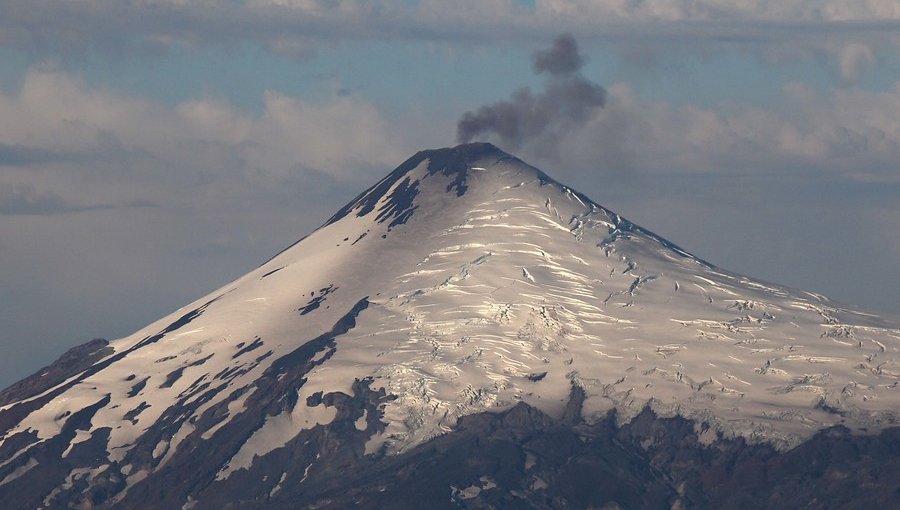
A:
321 142 538 229
422 141 506 159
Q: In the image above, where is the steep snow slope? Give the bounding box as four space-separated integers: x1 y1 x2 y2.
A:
1 143 899 505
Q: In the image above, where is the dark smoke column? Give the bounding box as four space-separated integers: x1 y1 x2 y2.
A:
457 34 606 150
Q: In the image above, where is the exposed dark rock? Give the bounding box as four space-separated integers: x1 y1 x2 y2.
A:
526 371 548 382
322 143 506 228
159 353 214 389
127 376 149 397
0 338 111 407
298 285 337 315
232 338 264 359
260 266 284 279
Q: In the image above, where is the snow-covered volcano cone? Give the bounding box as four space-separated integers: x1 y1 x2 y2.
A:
2 143 899 509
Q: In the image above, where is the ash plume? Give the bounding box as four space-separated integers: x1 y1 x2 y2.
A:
533 33 585 76
456 34 606 151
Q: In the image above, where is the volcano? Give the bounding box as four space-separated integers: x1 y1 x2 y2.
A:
2 143 899 509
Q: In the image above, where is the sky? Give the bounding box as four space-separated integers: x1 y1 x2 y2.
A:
1 0 899 387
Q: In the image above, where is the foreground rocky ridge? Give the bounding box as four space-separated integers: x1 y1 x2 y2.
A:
4 342 899 509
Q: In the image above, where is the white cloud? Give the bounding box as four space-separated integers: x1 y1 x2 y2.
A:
0 67 408 208
533 0 900 21
4 63 899 221
514 80 900 180
3 1 896 99
3 0 899 58
838 42 876 83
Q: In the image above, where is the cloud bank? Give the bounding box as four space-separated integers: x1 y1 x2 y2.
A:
0 67 408 208
2 0 898 59
522 79 900 183
0 184 153 216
